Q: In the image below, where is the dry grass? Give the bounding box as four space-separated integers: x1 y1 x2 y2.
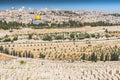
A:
0 26 120 36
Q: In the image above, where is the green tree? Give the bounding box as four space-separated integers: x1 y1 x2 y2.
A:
55 35 64 40
105 54 109 61
3 38 11 42
100 53 104 61
81 53 86 60
18 52 22 57
39 53 45 58
12 50 16 56
91 34 95 38
84 33 90 38
111 53 119 61
4 48 9 54
28 34 33 39
0 46 3 52
70 33 75 39
95 55 97 62
42 35 52 41
105 29 108 33
91 53 96 62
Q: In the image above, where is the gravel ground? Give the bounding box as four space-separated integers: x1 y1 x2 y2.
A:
0 58 120 80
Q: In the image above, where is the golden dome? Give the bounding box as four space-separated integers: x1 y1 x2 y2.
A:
35 15 41 20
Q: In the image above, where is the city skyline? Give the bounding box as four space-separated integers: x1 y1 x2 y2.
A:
0 0 120 13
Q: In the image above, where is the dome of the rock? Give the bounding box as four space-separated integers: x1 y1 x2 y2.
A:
35 15 41 20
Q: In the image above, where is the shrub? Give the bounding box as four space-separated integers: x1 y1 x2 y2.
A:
19 60 26 65
42 35 52 41
3 38 11 42
55 35 64 40
13 36 18 41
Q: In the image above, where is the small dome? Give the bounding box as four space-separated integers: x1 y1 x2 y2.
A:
35 15 41 20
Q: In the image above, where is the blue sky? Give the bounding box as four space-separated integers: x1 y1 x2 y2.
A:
0 0 120 12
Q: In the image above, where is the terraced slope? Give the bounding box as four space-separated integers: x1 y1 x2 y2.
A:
0 53 14 60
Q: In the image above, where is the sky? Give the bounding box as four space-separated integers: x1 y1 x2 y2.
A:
0 0 120 12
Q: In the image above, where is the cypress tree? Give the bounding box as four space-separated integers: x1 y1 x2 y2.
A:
81 53 86 60
91 53 96 62
0 46 3 52
100 53 104 61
